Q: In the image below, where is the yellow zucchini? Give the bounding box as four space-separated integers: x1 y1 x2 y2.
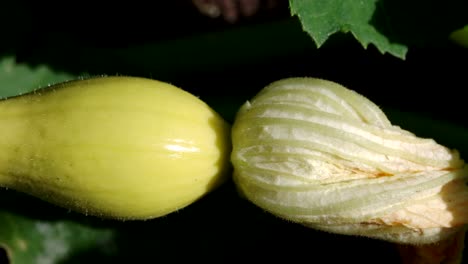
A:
0 76 231 220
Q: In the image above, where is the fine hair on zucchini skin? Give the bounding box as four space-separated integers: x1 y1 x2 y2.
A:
0 74 111 100
0 76 232 220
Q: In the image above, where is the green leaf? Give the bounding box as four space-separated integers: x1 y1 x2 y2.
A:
0 56 75 99
0 210 115 264
289 0 468 60
450 24 468 48
289 0 407 59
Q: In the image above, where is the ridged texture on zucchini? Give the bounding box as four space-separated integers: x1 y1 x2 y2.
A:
0 76 231 220
231 77 468 244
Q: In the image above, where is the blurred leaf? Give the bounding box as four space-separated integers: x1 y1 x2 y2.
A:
0 56 75 99
0 210 115 264
450 24 468 48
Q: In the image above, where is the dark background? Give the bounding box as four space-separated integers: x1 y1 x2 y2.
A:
3 1 467 125
1 1 467 263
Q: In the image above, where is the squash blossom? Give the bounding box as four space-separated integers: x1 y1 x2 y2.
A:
231 77 468 262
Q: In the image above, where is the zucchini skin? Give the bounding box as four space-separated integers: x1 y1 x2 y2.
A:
0 76 232 220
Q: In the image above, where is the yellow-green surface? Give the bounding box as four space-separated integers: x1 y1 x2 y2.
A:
451 25 468 48
0 76 231 220
231 77 468 247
